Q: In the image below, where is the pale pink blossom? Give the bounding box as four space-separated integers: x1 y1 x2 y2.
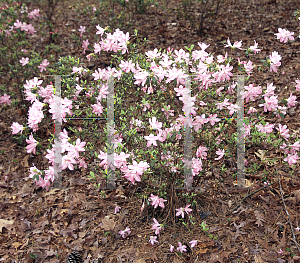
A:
215 149 225 160
189 240 198 248
176 204 192 218
259 95 278 112
284 154 299 166
177 242 187 253
151 218 164 235
114 206 121 213
149 236 158 245
20 57 29 66
247 107 257 114
26 133 38 154
0 94 12 105
277 124 290 141
28 9 40 20
144 134 158 147
248 40 261 54
295 79 300 91
224 38 243 50
37 59 49 72
269 51 281 73
78 26 86 37
170 245 174 252
82 39 89 54
96 25 105 36
275 28 294 43
196 146 208 159
11 122 24 134
255 123 274 134
286 93 297 108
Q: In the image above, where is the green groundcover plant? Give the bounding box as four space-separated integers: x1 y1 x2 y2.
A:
1 0 300 256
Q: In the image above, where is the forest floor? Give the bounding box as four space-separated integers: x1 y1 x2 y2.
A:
0 0 300 262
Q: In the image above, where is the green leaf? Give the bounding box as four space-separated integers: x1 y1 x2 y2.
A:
29 253 37 259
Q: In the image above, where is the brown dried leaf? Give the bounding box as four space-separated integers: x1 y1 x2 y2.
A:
0 219 14 232
100 216 116 231
254 210 265 227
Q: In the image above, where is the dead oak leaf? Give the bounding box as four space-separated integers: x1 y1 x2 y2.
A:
254 210 265 227
0 219 14 232
100 216 116 231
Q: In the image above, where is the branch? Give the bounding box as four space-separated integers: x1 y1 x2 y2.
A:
231 180 278 212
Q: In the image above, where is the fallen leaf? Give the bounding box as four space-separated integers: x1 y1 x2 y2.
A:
0 219 14 232
100 216 116 231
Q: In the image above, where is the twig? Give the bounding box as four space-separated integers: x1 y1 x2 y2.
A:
231 181 278 212
274 164 300 252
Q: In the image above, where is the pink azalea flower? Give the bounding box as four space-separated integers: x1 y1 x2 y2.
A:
11 122 24 134
149 236 158 245
224 38 243 50
151 218 164 235
78 157 87 168
20 57 29 66
295 79 300 91
269 51 281 73
149 116 162 130
134 71 149 86
177 207 189 218
248 40 261 54
244 60 253 75
119 227 131 238
119 59 136 73
114 206 121 213
28 9 40 19
62 154 77 170
189 240 198 248
144 133 158 147
215 149 225 160
207 114 220 126
0 94 12 105
213 64 233 82
276 124 290 141
275 28 294 43
96 25 105 36
177 242 187 253
255 123 274 134
37 59 49 72
78 25 86 37
259 95 278 112
284 154 299 167
26 133 38 154
247 107 257 114
170 245 174 252
176 204 193 218
149 194 167 209
286 93 297 108
82 39 89 54
196 146 208 159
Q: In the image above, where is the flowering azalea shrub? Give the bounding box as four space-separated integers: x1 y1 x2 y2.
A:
7 15 299 202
